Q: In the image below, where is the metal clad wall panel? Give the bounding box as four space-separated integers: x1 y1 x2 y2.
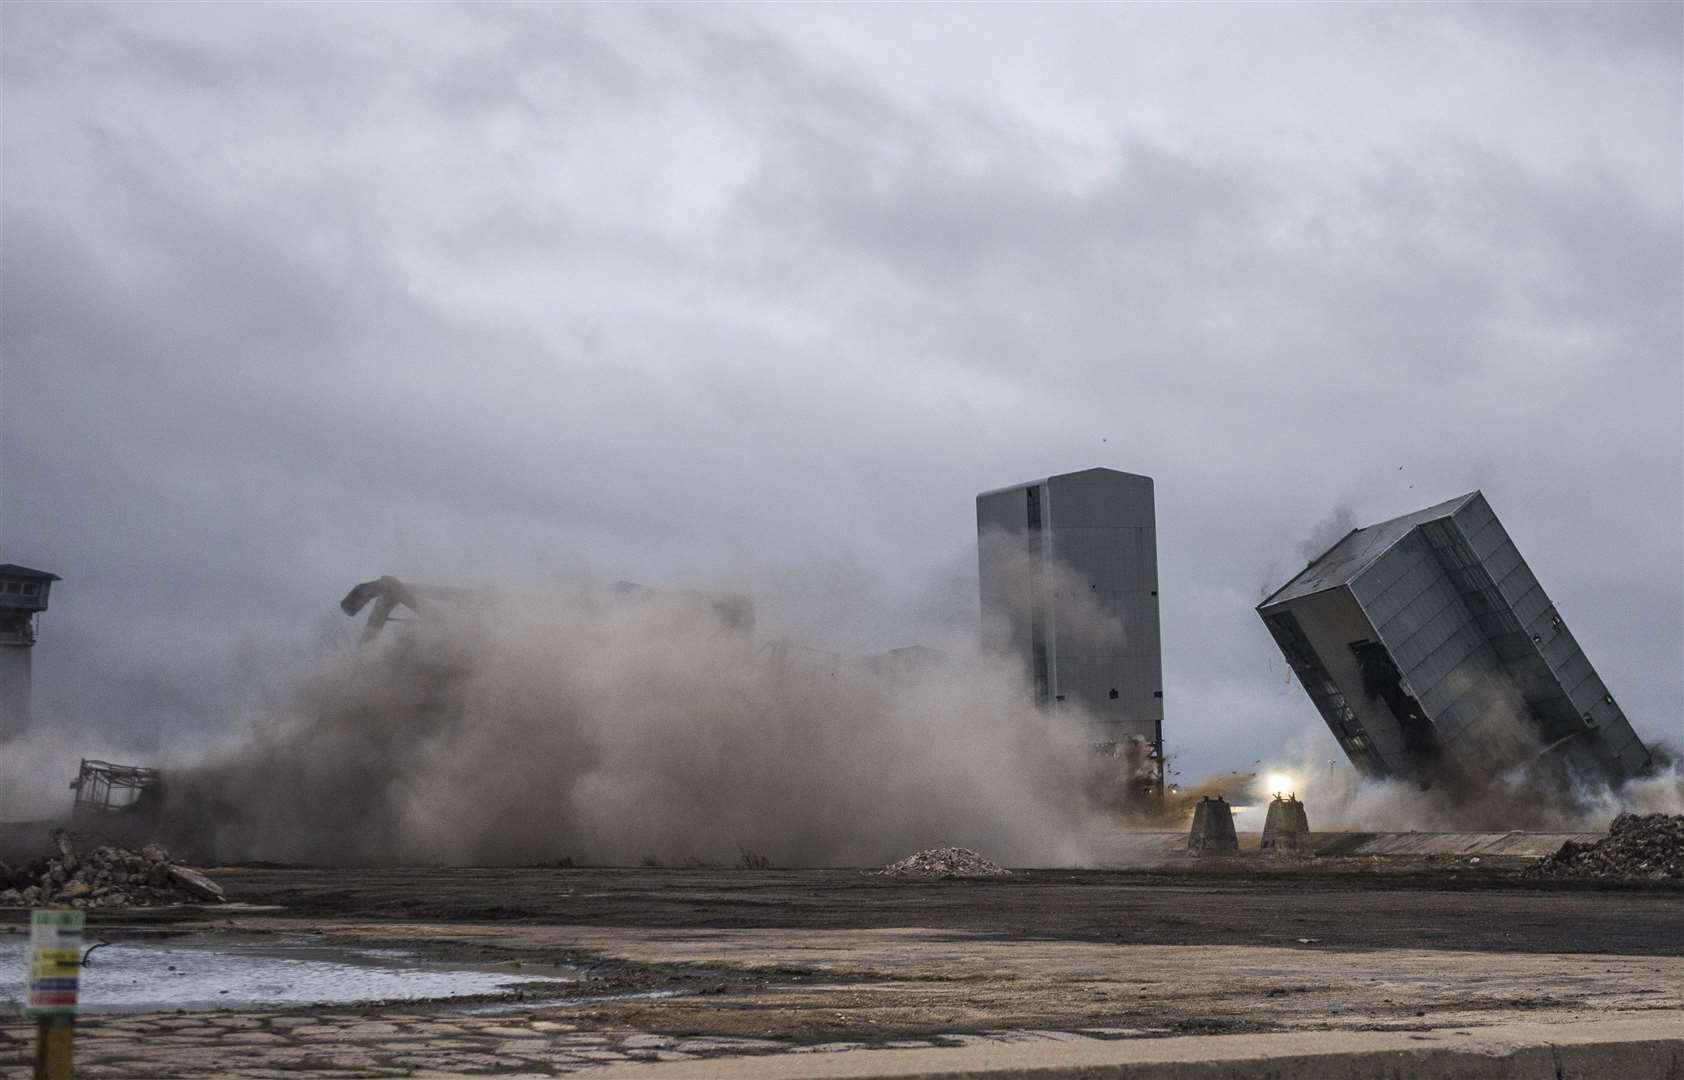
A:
1046 471 1161 741
1263 490 1652 785
981 470 1162 749
1271 586 1407 773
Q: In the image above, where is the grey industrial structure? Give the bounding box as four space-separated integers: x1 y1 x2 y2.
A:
1257 492 1651 790
977 468 1164 798
0 563 58 742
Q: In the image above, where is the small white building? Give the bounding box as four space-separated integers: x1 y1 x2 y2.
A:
0 563 59 742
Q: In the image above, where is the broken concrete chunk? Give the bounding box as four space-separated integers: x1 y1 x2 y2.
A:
3 836 232 907
166 865 226 902
53 830 79 873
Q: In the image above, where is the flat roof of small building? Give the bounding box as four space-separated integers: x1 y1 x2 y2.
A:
0 564 60 581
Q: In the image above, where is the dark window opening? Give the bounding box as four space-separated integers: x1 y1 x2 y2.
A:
1350 639 1440 765
1108 688 1119 700
1152 690 1163 698
1267 613 1382 777
1026 486 1041 531
1054 694 1066 703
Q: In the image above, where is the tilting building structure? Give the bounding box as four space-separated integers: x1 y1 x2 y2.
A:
1258 492 1650 789
977 468 1163 798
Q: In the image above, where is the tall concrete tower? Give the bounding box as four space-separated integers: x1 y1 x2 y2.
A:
976 468 1163 800
0 563 59 742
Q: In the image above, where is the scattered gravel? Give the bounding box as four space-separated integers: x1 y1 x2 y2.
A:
1526 813 1684 881
0 830 226 908
880 846 1011 880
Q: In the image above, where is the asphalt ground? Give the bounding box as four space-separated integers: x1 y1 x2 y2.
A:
4 863 1684 1076
203 864 1684 956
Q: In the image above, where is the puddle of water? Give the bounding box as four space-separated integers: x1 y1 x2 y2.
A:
0 933 575 1014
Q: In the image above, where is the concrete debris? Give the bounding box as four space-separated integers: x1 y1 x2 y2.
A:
0 830 226 908
1526 813 1684 881
165 864 228 902
880 846 1011 880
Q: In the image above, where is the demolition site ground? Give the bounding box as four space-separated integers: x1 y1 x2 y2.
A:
4 858 1684 1078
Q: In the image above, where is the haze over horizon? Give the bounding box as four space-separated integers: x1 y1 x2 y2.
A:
2 4 1680 786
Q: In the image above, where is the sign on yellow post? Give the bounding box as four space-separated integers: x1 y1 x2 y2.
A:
27 909 82 1080
26 909 83 1015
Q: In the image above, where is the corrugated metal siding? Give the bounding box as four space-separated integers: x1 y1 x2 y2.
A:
1270 491 1652 786
977 469 1163 747
1045 472 1161 742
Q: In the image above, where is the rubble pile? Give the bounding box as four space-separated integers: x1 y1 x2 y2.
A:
0 832 226 908
1527 813 1684 881
880 846 1011 880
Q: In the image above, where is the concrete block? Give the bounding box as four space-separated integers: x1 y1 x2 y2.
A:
1261 795 1310 852
1188 796 1238 853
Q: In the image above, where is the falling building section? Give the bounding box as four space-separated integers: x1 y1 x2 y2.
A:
977 468 1164 799
1258 492 1651 791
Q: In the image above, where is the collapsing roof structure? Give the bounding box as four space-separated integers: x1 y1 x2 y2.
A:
69 759 162 816
1257 492 1650 791
339 575 754 643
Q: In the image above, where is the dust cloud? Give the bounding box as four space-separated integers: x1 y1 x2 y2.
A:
976 528 1126 653
1294 503 1357 564
1247 734 1684 834
151 576 1125 868
1247 499 1679 833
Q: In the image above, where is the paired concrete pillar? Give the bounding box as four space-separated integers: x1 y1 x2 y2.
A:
1188 796 1238 852
1261 794 1310 852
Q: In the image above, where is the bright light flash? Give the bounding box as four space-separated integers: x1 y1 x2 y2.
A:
1264 772 1297 797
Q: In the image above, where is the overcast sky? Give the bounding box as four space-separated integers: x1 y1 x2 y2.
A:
3 3 1680 780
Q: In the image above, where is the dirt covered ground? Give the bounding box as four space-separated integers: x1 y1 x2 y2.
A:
3 861 1683 1077
210 862 1684 955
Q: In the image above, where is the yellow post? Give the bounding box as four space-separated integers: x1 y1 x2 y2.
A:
27 909 83 1080
34 1014 74 1080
